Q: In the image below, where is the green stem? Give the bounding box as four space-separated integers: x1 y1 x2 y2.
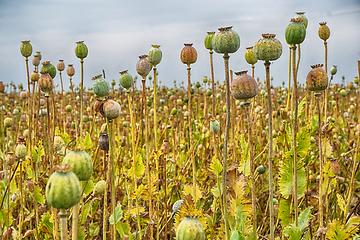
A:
210 50 216 116
79 60 84 139
71 203 79 240
265 61 275 240
287 47 292 112
18 160 23 240
222 54 231 240
103 152 109 240
316 93 324 237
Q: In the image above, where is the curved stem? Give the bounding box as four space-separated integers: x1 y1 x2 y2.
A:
265 61 274 240
222 54 231 240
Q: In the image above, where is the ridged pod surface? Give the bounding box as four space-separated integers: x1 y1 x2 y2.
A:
38 71 53 96
40 61 57 79
75 41 88 60
34 51 42 60
15 143 27 159
102 99 121 120
318 22 330 41
180 43 197 66
176 216 205 240
57 60 65 71
45 164 81 209
245 46 258 65
285 18 306 45
253 33 282 62
20 40 32 58
231 70 258 100
294 12 308 29
119 70 133 90
67 64 75 77
136 55 151 78
212 26 240 55
210 118 220 134
306 64 328 91
62 147 93 181
204 31 215 50
148 45 162 66
92 74 110 97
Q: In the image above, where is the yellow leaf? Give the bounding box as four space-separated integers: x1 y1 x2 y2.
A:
345 216 360 235
183 183 202 203
336 194 346 213
128 206 145 217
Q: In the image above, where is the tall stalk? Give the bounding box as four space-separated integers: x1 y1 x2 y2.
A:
153 67 158 150
59 209 68 240
25 57 32 156
79 60 84 139
287 47 292 112
265 61 275 240
291 45 299 226
222 54 231 239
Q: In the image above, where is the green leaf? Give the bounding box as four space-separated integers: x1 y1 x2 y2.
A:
32 140 45 163
79 133 92 150
128 153 145 179
286 224 302 240
0 208 13 226
38 212 53 236
345 216 360 236
209 155 222 177
34 185 45 204
278 198 291 227
278 127 309 199
230 230 245 240
110 204 123 225
77 225 87 240
116 221 131 238
82 179 94 196
326 220 350 240
298 207 312 231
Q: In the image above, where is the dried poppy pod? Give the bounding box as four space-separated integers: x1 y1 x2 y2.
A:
231 70 258 101
93 98 104 113
57 60 65 72
318 22 330 41
38 71 53 96
306 64 328 92
67 64 75 77
180 43 197 67
136 55 151 78
98 131 109 152
32 55 40 67
6 152 16 166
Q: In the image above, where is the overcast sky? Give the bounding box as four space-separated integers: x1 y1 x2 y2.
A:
0 0 359 91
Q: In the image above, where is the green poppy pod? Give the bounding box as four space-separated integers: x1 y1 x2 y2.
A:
212 26 240 55
45 164 82 209
318 22 330 41
40 61 56 79
20 40 32 58
148 45 162 67
119 70 133 90
294 12 308 29
204 31 215 50
253 33 282 62
231 70 258 100
180 43 197 66
306 64 328 92
176 215 205 240
92 74 110 98
34 51 42 60
75 40 88 60
245 46 258 65
285 18 306 45
136 55 151 78
62 147 93 181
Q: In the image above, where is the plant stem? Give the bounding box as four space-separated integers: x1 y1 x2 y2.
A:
25 57 32 158
222 54 231 240
71 203 79 240
246 102 257 239
210 50 216 116
265 61 275 240
142 78 153 239
315 93 324 236
251 64 255 79
59 209 68 240
127 92 142 239
103 152 109 240
79 60 84 139
32 192 40 240
287 46 292 112
59 71 65 132
153 67 158 150
18 160 23 239
292 45 299 227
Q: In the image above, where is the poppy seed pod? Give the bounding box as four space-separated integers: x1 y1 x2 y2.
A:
92 74 110 98
67 64 75 77
294 12 308 29
57 60 65 72
245 46 258 65
102 99 121 120
148 45 162 67
6 152 15 166
204 31 215 50
30 71 39 82
176 214 205 240
212 26 240 55
285 18 306 45
40 61 56 79
119 70 133 90
34 51 42 60
32 56 40 67
20 40 32 58
306 64 328 91
15 137 27 159
136 55 151 78
231 70 258 100
180 43 197 66
75 40 88 60
254 33 282 62
318 22 330 41
38 71 53 96
62 147 92 181
98 131 109 152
